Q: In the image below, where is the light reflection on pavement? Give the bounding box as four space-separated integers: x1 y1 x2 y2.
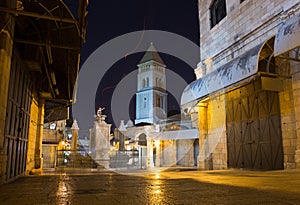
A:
0 169 299 205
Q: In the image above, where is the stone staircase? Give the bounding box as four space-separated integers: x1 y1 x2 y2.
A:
56 150 98 168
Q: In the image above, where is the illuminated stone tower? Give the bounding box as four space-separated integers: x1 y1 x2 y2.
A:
135 43 167 124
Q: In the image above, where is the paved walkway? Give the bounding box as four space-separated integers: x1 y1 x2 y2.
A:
0 168 300 205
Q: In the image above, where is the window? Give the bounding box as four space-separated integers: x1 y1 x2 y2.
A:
144 97 147 108
156 94 161 108
210 0 227 28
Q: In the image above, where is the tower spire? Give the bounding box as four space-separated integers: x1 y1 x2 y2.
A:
139 42 164 65
135 42 167 125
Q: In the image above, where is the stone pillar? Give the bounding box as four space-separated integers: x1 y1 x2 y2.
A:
194 61 207 79
34 99 44 169
118 120 127 151
71 120 79 150
292 70 300 168
0 0 16 183
198 102 209 170
146 135 154 168
91 110 111 169
89 128 94 153
204 58 212 74
190 106 199 129
173 140 177 166
155 140 161 167
138 146 142 168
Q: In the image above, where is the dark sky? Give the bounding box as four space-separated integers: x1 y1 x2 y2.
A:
81 0 199 61
78 0 199 129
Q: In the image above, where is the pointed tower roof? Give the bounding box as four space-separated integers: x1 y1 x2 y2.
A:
139 42 164 65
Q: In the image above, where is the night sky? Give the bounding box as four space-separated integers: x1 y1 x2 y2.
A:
78 0 199 129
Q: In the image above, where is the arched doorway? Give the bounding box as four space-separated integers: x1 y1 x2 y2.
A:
226 37 284 170
136 133 147 169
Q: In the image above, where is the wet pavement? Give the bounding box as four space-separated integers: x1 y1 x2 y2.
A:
0 168 300 205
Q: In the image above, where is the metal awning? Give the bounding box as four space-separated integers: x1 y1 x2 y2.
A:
152 129 198 140
181 43 264 110
0 0 88 122
274 12 300 57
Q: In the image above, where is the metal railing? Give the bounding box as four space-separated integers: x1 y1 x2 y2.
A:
109 150 146 169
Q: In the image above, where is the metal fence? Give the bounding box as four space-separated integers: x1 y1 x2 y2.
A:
109 150 147 170
43 149 147 170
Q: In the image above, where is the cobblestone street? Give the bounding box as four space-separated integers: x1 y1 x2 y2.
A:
0 169 300 205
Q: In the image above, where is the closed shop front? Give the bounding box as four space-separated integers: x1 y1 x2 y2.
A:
226 79 284 170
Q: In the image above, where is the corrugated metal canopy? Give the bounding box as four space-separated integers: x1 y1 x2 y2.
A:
181 43 263 110
274 12 300 57
152 129 198 140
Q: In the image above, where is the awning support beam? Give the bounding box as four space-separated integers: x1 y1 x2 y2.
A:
277 55 300 62
0 6 78 25
15 39 80 51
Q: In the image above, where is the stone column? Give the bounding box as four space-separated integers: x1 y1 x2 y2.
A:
173 140 177 166
138 146 142 168
92 112 111 169
292 70 300 168
118 120 127 151
89 128 94 153
146 135 154 168
0 0 17 183
71 120 79 150
155 140 161 167
34 99 44 169
198 102 208 170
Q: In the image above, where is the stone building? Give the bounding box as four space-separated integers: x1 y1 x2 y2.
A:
117 43 199 169
0 0 87 183
182 0 300 170
135 42 168 124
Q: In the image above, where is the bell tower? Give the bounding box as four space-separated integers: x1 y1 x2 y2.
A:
135 43 167 124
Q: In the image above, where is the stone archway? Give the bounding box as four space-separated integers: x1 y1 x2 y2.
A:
136 133 148 169
137 133 147 146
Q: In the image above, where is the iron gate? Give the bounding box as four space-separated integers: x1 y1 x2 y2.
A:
226 81 283 170
4 52 32 181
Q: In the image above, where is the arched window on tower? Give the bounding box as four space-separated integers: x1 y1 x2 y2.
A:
142 79 146 88
146 78 149 87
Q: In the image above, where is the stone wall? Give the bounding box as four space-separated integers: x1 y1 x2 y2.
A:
291 61 300 168
0 0 16 183
26 97 44 174
176 139 195 166
162 140 176 166
197 0 300 170
198 92 227 170
26 97 39 173
208 93 227 169
278 59 297 169
198 0 297 71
